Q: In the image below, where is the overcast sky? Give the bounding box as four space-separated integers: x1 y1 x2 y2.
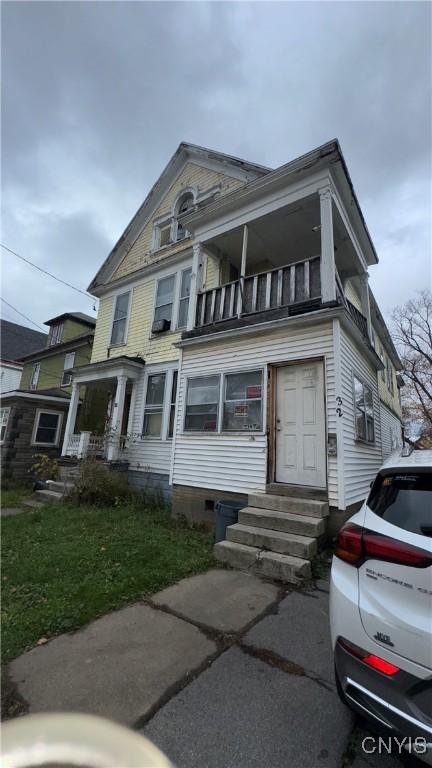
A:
2 1 431 333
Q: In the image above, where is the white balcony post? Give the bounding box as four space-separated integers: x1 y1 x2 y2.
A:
237 224 248 317
319 186 336 303
107 374 128 461
358 272 372 340
78 430 91 459
61 382 80 456
187 242 203 331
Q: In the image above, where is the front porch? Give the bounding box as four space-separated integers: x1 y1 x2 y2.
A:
61 356 145 462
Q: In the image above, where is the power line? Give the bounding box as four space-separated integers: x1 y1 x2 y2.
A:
1 297 46 332
1 243 96 301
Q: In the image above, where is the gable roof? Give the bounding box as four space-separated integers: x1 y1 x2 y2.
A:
1 320 47 364
88 142 271 293
18 330 95 364
45 311 96 328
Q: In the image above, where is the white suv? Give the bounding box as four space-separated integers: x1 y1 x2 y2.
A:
330 449 432 755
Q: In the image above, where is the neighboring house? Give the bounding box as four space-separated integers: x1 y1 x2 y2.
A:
61 141 403 535
0 319 47 394
1 312 96 480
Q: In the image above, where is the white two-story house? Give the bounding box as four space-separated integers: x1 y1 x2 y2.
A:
63 140 403 580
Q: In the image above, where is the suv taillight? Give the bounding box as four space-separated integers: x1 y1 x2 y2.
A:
335 523 432 568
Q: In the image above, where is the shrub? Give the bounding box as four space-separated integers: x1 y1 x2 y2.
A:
30 454 59 482
67 459 135 507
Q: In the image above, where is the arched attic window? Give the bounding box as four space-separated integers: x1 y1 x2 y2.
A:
175 192 194 242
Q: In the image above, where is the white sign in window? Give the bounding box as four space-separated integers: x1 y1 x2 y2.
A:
223 370 263 432
110 292 130 346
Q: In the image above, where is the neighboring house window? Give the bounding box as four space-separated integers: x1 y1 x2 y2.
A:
223 370 263 432
142 373 166 438
184 375 220 432
110 292 130 345
154 275 175 327
0 407 10 442
353 375 375 443
61 352 75 387
175 193 194 241
49 323 64 346
167 371 178 439
32 410 63 446
177 268 192 329
30 362 40 390
386 358 394 395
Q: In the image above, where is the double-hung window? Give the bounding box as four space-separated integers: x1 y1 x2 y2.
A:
222 371 263 432
177 268 192 329
30 362 40 390
32 410 63 446
142 373 166 438
168 371 178 438
111 292 130 345
386 357 394 395
49 323 63 346
61 352 75 386
0 407 10 442
154 275 175 328
354 375 375 443
185 375 220 432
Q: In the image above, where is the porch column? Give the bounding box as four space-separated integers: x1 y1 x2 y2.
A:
319 186 336 303
358 272 372 341
237 224 248 317
187 242 203 330
61 382 80 456
107 374 128 461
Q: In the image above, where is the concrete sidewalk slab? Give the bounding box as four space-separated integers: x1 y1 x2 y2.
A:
144 646 353 768
152 569 279 633
1 507 29 517
244 588 334 684
9 603 217 725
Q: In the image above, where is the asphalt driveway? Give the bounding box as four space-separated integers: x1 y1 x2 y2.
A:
7 568 408 767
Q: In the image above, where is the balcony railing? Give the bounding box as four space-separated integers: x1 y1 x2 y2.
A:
195 255 321 328
346 299 369 340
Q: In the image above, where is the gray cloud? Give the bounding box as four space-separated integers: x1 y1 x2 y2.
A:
1 1 431 329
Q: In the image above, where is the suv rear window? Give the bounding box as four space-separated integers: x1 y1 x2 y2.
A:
367 471 432 537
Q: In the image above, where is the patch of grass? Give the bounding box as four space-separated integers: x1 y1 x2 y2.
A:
1 501 214 663
1 483 32 509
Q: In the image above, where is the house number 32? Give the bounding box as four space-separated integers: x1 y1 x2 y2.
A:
336 396 343 418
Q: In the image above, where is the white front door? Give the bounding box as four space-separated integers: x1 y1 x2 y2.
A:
275 361 326 488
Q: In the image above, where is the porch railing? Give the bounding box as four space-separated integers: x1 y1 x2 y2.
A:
66 432 128 459
195 255 321 328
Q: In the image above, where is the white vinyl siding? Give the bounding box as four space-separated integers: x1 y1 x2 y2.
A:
0 363 22 393
172 322 338 505
380 402 403 459
339 326 382 507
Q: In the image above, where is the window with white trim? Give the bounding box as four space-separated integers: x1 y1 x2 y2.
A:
184 375 220 432
222 370 263 432
0 407 10 442
61 352 75 386
32 410 62 446
175 193 194 241
49 323 64 346
110 292 130 346
353 375 375 443
168 371 178 439
386 357 394 395
30 362 40 390
142 373 166 438
154 275 175 327
177 268 192 329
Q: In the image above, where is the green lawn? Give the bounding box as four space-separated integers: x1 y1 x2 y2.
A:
2 484 33 508
1 501 214 664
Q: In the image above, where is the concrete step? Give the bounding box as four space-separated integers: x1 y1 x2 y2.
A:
214 540 311 584
226 523 317 559
248 493 329 518
46 480 75 495
33 489 63 504
239 507 325 538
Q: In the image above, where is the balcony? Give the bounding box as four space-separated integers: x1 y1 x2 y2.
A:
195 255 322 330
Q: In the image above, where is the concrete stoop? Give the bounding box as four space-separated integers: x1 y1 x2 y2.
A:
214 492 329 584
24 475 78 507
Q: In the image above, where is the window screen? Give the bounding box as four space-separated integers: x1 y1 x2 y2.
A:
223 370 263 432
